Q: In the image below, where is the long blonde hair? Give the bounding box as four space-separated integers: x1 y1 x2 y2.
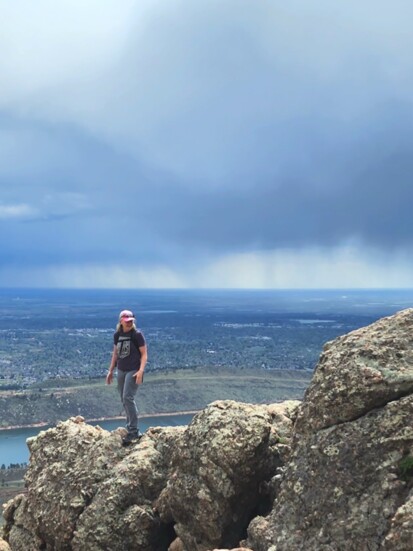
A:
116 321 137 332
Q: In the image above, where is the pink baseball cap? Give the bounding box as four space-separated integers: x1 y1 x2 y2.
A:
119 310 135 322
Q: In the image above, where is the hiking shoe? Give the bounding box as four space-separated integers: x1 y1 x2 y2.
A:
122 432 143 446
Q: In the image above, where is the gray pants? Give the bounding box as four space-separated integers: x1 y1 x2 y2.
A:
117 370 139 436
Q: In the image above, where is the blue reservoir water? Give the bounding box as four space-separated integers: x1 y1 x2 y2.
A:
0 413 194 466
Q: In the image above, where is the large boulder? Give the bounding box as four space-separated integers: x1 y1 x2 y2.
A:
156 400 299 551
3 417 185 550
248 308 413 551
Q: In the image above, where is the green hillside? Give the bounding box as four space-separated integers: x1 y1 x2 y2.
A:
0 368 311 429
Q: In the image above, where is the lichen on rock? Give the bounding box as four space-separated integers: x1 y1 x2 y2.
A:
3 418 185 550
2 401 298 551
156 400 299 551
247 308 413 551
295 308 413 435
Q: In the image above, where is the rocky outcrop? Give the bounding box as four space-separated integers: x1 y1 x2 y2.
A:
3 418 186 551
156 401 298 551
2 309 413 550
247 308 413 551
2 402 298 550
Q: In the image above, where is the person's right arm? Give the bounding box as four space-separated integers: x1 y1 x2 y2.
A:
106 345 118 384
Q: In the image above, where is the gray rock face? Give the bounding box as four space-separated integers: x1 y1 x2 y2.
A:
296 308 413 434
156 400 298 551
3 418 185 551
248 308 413 551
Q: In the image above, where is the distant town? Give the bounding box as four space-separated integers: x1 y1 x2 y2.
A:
1 314 366 389
1 287 410 391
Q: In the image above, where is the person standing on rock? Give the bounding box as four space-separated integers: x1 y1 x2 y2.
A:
106 309 147 446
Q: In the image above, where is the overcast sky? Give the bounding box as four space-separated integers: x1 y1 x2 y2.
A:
1 0 413 288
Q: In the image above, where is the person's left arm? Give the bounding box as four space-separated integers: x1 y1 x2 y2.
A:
134 345 147 385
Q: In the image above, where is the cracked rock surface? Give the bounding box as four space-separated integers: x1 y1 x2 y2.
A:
247 308 413 551
2 402 298 551
3 420 185 551
156 400 298 551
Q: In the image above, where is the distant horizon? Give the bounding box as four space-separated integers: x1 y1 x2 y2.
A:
2 287 413 292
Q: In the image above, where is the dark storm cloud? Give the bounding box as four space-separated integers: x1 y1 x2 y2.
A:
1 0 413 282
0 114 168 266
145 103 413 255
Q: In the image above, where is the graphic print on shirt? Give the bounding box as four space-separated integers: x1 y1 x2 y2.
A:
117 337 131 359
